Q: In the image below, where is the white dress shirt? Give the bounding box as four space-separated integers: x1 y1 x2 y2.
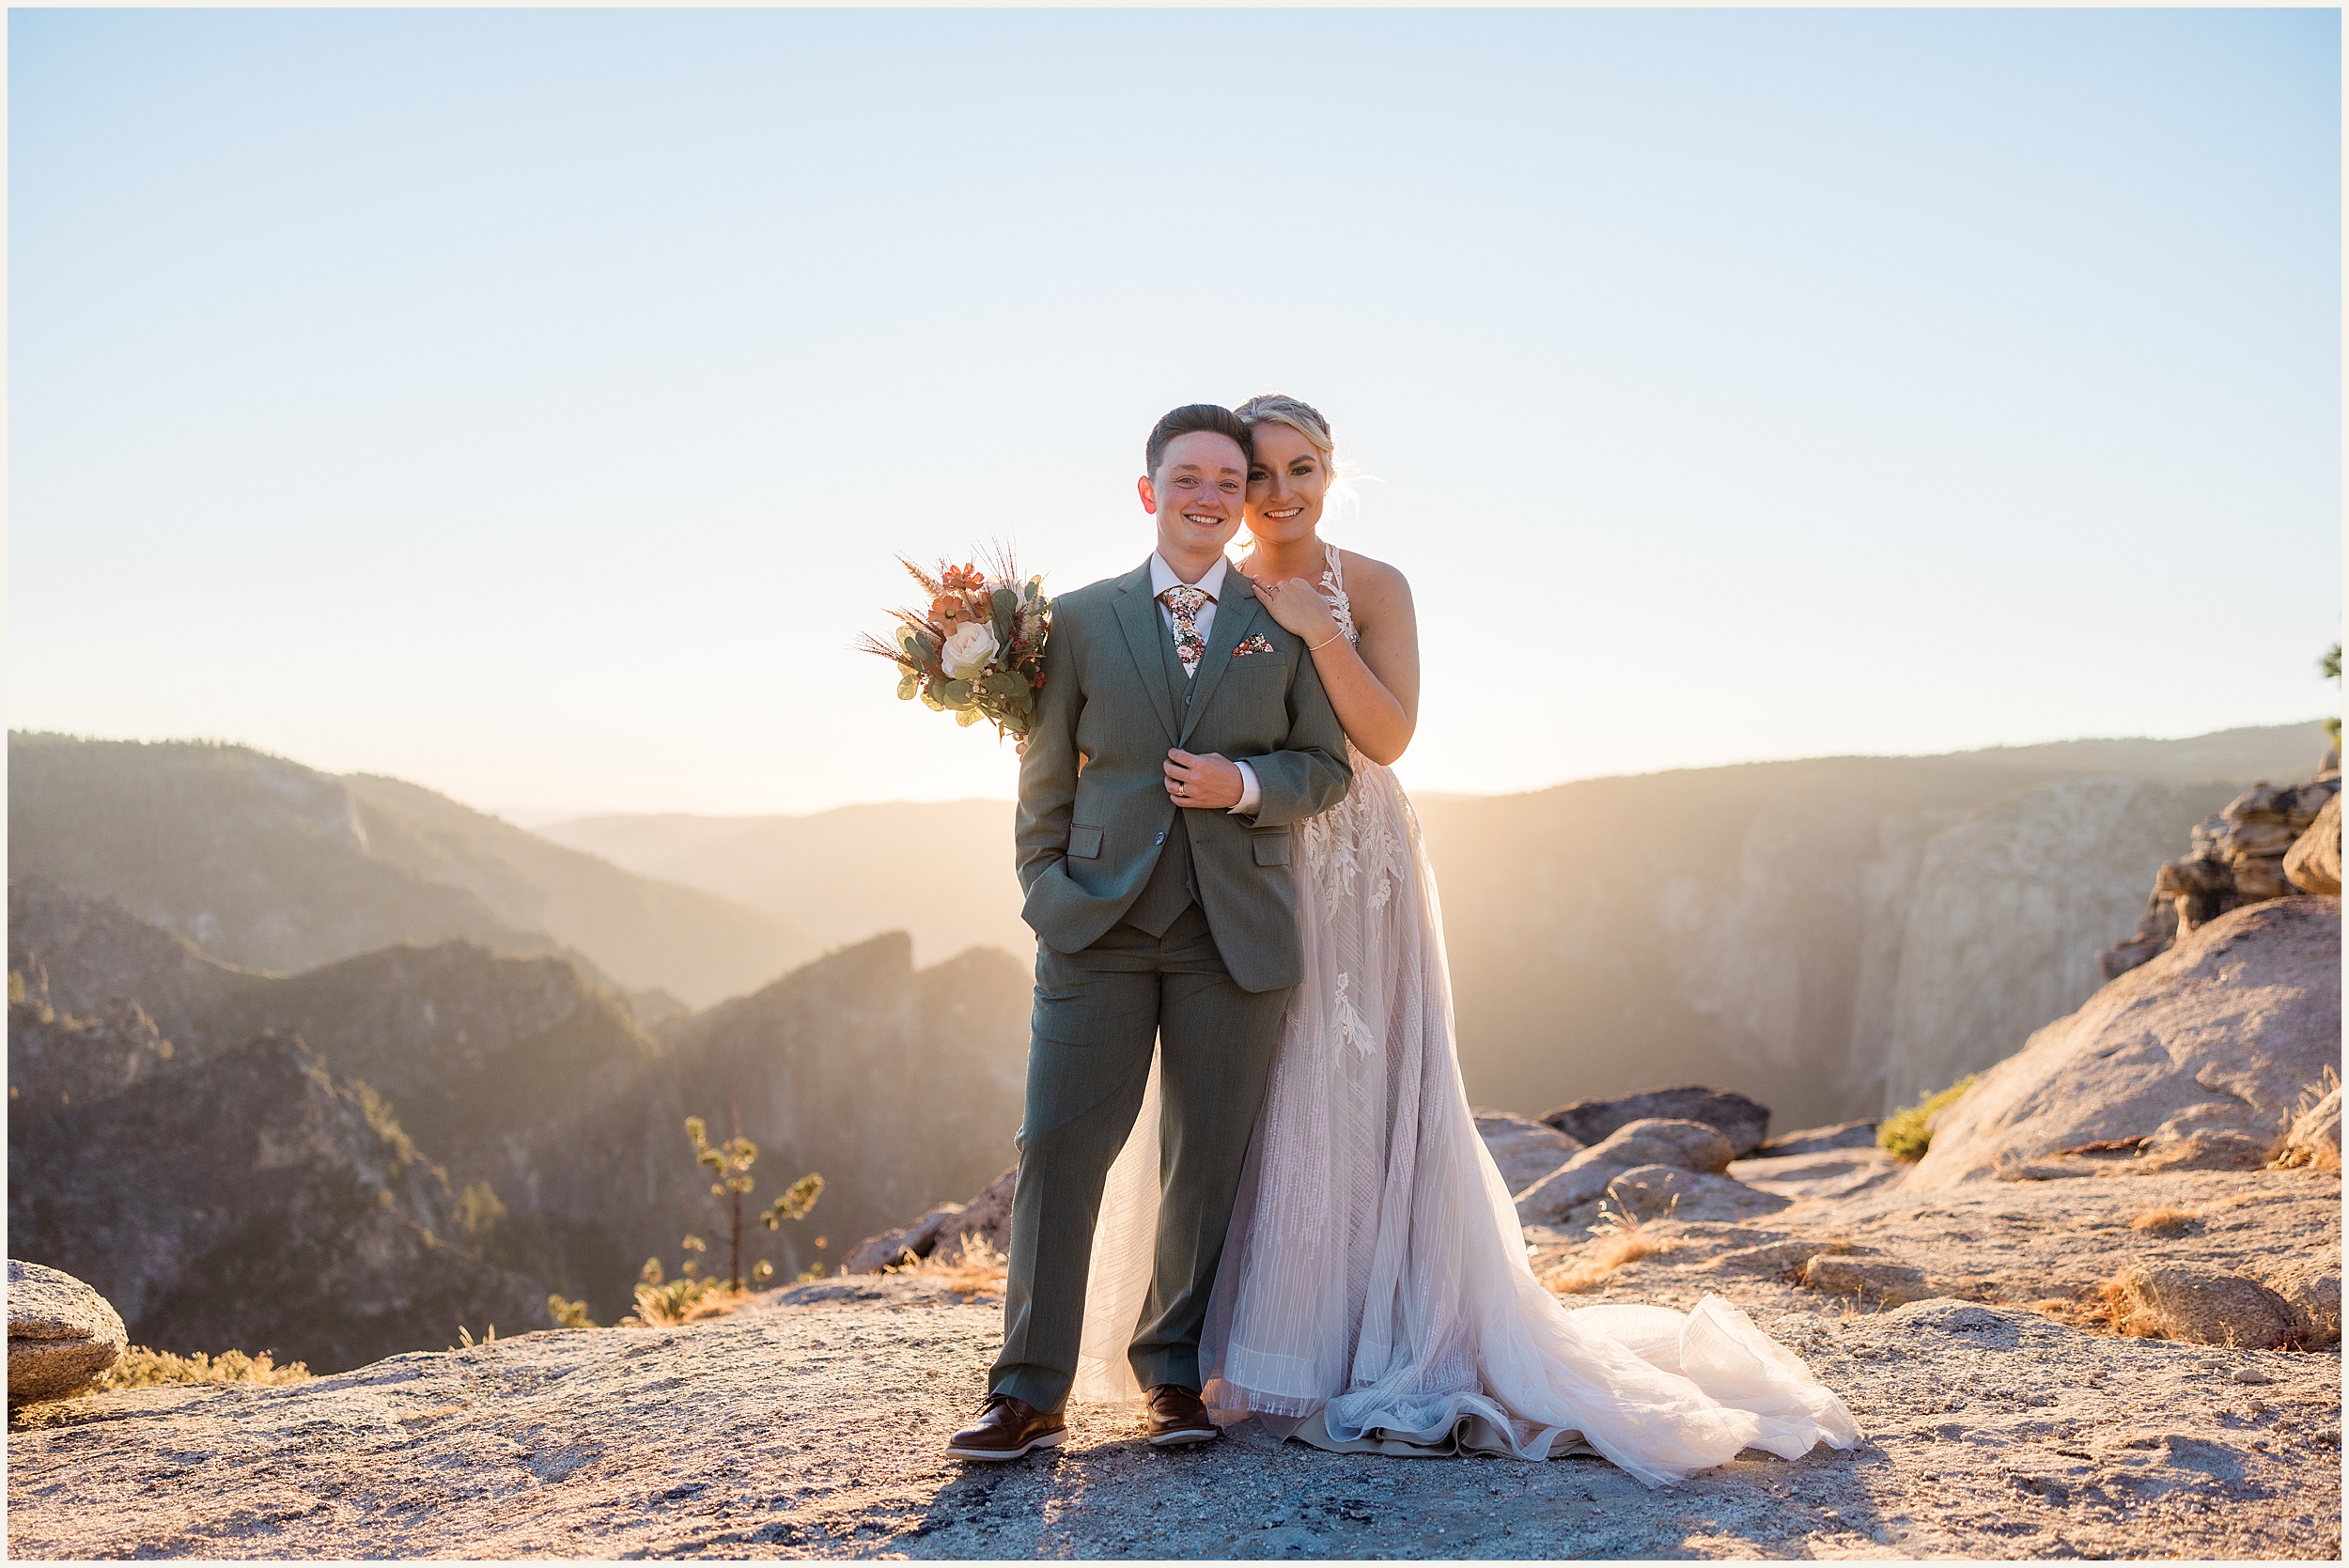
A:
1149 551 1262 816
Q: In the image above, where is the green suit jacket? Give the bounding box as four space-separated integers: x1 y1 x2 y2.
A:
1015 557 1354 993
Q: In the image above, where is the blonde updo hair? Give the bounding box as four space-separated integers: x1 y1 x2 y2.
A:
1234 393 1334 474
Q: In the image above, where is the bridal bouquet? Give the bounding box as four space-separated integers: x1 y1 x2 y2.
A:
861 551 1052 739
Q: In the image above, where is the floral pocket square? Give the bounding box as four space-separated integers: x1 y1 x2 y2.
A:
1234 633 1279 657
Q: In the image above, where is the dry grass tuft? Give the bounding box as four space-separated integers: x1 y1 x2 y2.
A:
1544 1198 1673 1296
2129 1207 2200 1237
887 1234 1009 1298
2030 1276 2152 1337
2035 1271 2186 1339
94 1345 311 1392
2031 1292 2118 1334
1547 1230 1670 1296
2040 1270 2273 1346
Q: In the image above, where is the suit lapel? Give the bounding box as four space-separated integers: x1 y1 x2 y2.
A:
1178 570 1260 747
1112 561 1181 746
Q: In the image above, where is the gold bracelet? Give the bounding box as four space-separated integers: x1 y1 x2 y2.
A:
1306 631 1345 652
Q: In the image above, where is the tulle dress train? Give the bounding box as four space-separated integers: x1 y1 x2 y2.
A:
1072 545 1858 1484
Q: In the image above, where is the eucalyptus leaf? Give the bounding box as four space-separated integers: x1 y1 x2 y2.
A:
939 678 973 707
956 705 983 727
896 671 920 701
919 682 947 711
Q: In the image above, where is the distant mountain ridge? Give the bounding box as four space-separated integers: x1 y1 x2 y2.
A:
7 877 1031 1366
8 733 815 1007
541 721 2335 1126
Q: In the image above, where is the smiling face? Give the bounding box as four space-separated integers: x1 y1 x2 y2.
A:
1138 429 1250 571
1243 421 1330 548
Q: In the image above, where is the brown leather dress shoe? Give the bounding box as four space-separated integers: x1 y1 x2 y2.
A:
946 1395 1067 1462
1143 1384 1218 1446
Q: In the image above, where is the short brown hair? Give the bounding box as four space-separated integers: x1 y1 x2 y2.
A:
1145 404 1253 479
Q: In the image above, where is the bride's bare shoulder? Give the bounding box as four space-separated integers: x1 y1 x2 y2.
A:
1333 549 1415 614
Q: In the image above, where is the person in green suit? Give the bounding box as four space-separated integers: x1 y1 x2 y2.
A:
948 404 1353 1461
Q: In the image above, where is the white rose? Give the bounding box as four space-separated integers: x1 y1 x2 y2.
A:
941 621 1000 681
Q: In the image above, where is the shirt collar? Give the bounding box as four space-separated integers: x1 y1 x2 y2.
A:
1150 551 1228 601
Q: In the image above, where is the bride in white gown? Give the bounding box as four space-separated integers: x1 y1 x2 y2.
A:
1073 394 1858 1484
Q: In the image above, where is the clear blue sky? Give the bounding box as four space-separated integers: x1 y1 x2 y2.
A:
9 8 2340 816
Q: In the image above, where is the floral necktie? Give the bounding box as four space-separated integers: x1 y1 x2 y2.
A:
1159 585 1211 677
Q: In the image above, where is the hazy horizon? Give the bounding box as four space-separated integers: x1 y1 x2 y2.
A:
476 714 2334 827
9 712 2329 831
9 10 2339 817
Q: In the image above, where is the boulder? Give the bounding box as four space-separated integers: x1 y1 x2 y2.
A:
2249 1259 2341 1348
1603 1164 1792 1226
2101 774 2341 978
934 1167 1016 1263
8 1261 127 1408
1750 1121 1878 1158
1907 898 2341 1188
2118 1101 2276 1174
1472 1110 1581 1195
1514 1119 1738 1226
1540 1088 1769 1157
2104 1264 2298 1349
1728 1145 1903 1203
2284 794 2341 896
2271 1085 2341 1172
845 1166 1015 1274
843 1203 965 1274
1801 1254 1943 1308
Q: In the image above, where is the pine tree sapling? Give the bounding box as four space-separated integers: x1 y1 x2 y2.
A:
683 1114 824 1289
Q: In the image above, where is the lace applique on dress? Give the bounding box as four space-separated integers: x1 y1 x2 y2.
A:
1316 540 1360 647
1297 541 1402 918
1330 971 1377 1059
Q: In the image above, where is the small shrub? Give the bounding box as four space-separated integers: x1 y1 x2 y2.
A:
623 1276 747 1327
2129 1207 2198 1237
1879 1075 1977 1162
547 1293 596 1329
94 1346 310 1392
